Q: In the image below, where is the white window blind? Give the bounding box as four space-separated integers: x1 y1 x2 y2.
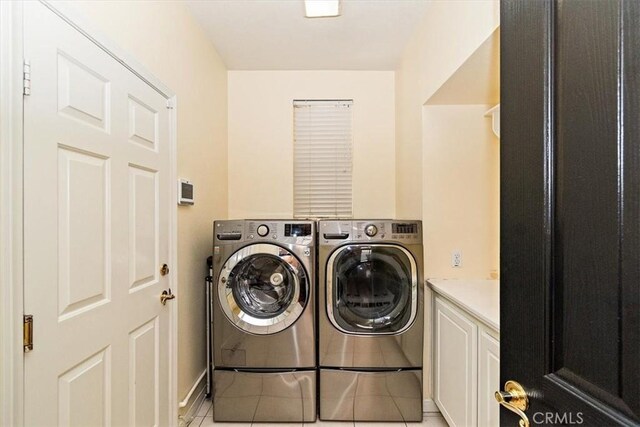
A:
293 100 353 219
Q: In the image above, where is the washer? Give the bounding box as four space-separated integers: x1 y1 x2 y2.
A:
212 220 316 423
318 220 424 422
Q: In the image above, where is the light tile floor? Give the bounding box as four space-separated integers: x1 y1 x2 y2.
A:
191 399 450 427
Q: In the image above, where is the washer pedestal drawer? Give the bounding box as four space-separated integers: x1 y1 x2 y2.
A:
319 368 423 422
213 369 316 422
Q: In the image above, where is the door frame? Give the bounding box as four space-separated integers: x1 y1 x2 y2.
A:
0 1 179 425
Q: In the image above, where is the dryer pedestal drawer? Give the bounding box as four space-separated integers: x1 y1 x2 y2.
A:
213 369 316 422
319 368 423 422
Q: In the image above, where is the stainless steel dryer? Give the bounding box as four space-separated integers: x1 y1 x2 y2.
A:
212 220 316 423
318 220 424 422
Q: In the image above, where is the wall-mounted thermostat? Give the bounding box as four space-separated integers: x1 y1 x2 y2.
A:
178 179 194 205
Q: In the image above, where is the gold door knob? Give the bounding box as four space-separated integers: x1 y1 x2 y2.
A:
161 289 175 305
160 264 169 276
495 380 530 427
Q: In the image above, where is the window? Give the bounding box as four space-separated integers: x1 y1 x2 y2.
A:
293 100 353 219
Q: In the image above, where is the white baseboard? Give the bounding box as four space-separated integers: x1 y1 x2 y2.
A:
177 369 208 426
179 369 207 408
423 398 441 414
177 386 206 426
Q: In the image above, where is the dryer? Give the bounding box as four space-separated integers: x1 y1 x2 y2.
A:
318 220 424 422
211 220 316 422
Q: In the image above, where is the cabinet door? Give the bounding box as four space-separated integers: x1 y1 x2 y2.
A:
478 330 500 427
434 297 478 427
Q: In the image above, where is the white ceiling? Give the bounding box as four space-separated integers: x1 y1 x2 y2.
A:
185 0 430 70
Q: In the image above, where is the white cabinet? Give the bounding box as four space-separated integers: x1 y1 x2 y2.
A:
434 296 500 427
434 297 477 427
478 331 500 427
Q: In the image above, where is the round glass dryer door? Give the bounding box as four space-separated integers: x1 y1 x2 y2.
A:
218 243 309 335
327 244 418 334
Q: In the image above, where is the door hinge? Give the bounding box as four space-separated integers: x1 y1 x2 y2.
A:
166 99 173 110
23 314 33 353
23 60 31 96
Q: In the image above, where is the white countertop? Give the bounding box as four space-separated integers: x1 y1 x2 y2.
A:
427 279 500 332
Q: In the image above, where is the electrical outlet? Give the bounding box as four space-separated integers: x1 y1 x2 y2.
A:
451 250 462 268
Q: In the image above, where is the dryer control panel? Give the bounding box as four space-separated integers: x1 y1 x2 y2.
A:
320 220 422 245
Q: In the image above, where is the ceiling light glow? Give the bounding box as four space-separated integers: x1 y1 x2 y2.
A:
304 0 340 18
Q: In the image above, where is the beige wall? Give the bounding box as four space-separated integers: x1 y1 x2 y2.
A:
414 1 500 104
395 0 499 219
395 48 423 219
228 71 396 219
423 105 500 279
56 0 228 405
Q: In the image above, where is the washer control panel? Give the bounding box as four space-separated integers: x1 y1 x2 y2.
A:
284 223 312 237
256 224 269 237
247 220 314 245
214 220 244 242
214 220 315 246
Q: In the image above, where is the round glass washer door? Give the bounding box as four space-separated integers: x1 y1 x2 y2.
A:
218 243 309 335
327 244 418 335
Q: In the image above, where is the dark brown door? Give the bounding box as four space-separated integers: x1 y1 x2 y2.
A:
501 0 639 425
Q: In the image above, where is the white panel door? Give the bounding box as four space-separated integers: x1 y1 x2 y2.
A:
434 297 478 427
23 2 172 426
478 330 500 427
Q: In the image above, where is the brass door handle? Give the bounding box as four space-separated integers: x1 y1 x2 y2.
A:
495 380 530 427
161 289 175 305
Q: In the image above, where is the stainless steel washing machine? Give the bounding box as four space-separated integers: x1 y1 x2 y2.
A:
318 220 424 422
211 220 316 423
